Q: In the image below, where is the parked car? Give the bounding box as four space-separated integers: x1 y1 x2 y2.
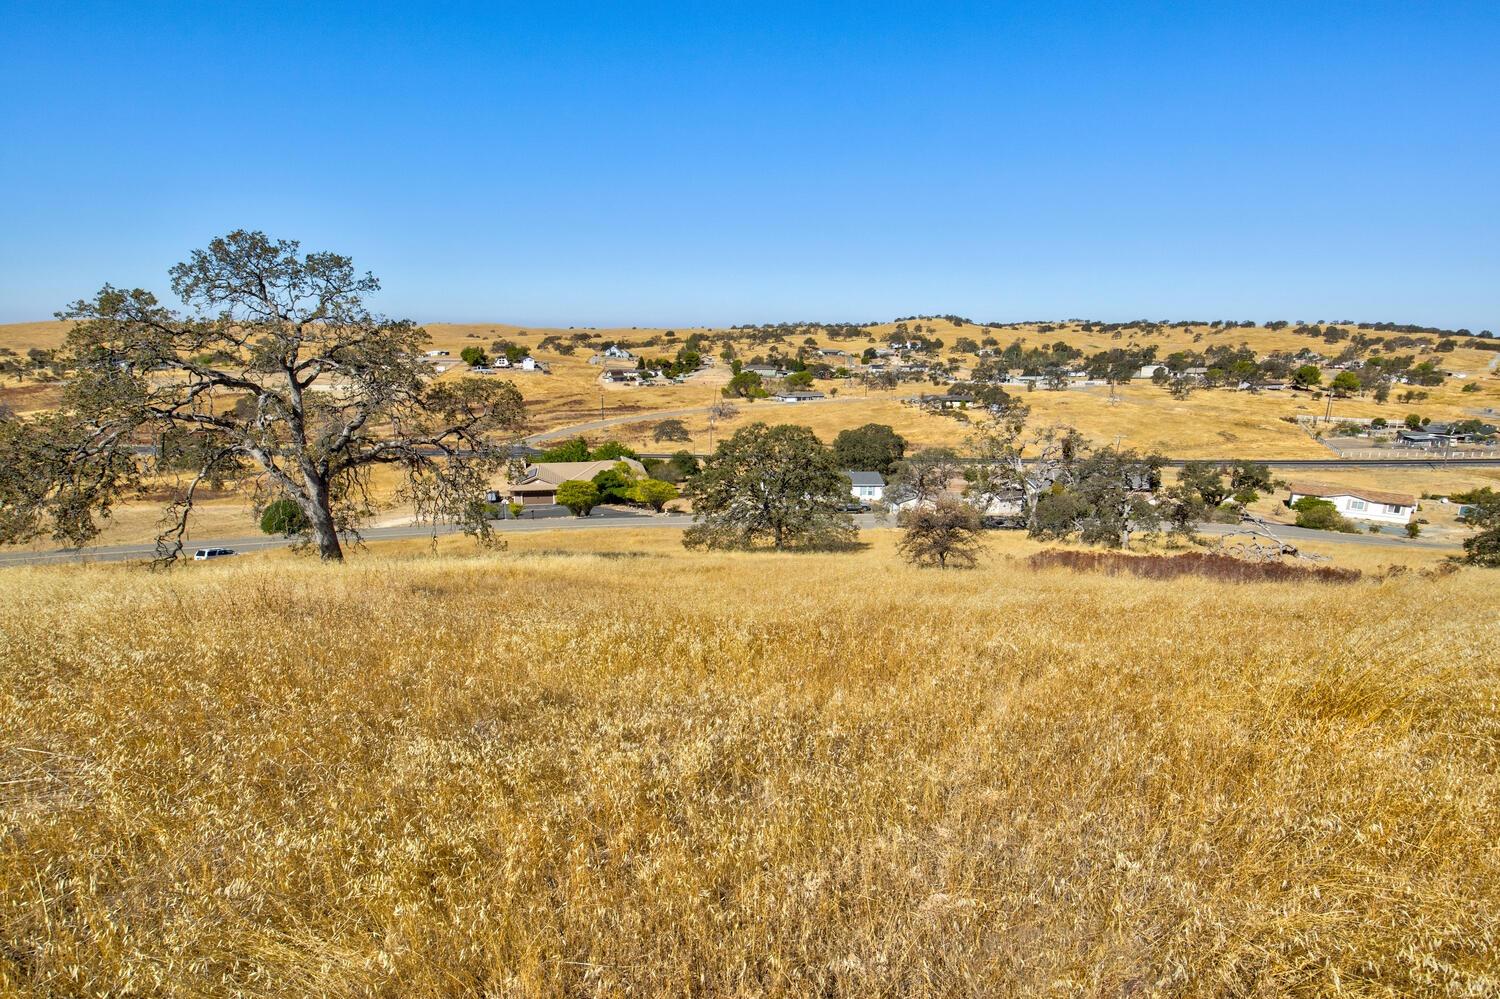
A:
839 502 871 513
193 548 238 561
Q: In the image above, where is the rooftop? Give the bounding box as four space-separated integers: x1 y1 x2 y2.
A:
1287 480 1417 508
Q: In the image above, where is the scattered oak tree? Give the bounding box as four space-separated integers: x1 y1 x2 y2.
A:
0 231 525 561
1453 487 1500 566
831 423 907 478
898 498 985 569
682 423 856 551
652 419 691 443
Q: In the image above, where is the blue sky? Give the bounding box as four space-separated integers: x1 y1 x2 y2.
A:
1 1 1496 329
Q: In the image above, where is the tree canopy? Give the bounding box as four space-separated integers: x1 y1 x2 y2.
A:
683 423 856 551
831 423 907 477
898 498 985 569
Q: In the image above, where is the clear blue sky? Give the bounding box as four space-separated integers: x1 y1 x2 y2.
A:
2 2 1496 330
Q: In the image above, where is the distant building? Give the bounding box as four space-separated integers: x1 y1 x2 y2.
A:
772 390 826 403
844 471 885 504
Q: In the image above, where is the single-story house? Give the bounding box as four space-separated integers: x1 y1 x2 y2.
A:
773 390 826 402
1285 481 1416 525
743 364 785 378
844 471 885 504
603 369 643 384
505 458 648 506
918 392 976 409
517 356 548 372
1400 423 1496 448
603 344 635 360
1138 363 1164 379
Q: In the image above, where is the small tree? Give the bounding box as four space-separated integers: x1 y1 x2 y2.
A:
1292 364 1323 388
891 447 963 506
898 498 985 568
556 480 599 517
460 346 489 367
1330 371 1361 397
723 371 765 399
683 423 855 550
631 478 679 512
653 419 691 443
591 462 637 503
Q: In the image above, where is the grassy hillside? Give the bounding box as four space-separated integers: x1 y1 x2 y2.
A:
2 531 1496 996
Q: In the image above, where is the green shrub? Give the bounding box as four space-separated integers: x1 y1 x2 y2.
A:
259 498 309 536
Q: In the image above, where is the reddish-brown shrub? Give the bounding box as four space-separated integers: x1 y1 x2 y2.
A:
1027 548 1361 584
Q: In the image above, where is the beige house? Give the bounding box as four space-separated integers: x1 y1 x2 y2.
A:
505 458 647 506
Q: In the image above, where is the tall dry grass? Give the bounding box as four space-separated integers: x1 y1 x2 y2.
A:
1 541 1497 996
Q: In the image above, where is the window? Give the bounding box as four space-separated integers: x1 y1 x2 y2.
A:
1347 498 1367 512
1387 504 1405 515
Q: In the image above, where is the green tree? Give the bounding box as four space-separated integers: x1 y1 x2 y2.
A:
538 437 592 462
783 369 815 389
831 423 907 477
259 497 309 536
630 478 679 512
683 423 856 551
0 231 524 561
1180 461 1229 507
1330 371 1361 397
556 480 599 517
1292 364 1323 388
723 371 766 399
460 345 489 367
898 498 985 568
652 419 691 443
591 462 637 503
1452 487 1500 566
591 441 639 460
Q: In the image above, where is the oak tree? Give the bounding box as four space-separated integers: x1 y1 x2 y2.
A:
0 231 525 561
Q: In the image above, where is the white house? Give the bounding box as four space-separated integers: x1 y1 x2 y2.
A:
844 471 885 504
772 390 825 403
517 356 547 372
1286 481 1416 525
603 344 635 360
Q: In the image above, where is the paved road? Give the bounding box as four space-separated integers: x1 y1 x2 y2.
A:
1195 520 1458 550
0 508 725 567
2 511 1453 568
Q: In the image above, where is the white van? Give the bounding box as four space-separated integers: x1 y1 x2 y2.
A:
192 548 237 561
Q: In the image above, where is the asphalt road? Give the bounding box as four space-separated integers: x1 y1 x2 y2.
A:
0 512 1453 568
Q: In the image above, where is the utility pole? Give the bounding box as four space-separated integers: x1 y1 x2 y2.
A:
599 388 605 423
1324 389 1334 425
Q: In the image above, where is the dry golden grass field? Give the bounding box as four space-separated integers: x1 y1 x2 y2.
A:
2 529 1498 997
6 319 1497 448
